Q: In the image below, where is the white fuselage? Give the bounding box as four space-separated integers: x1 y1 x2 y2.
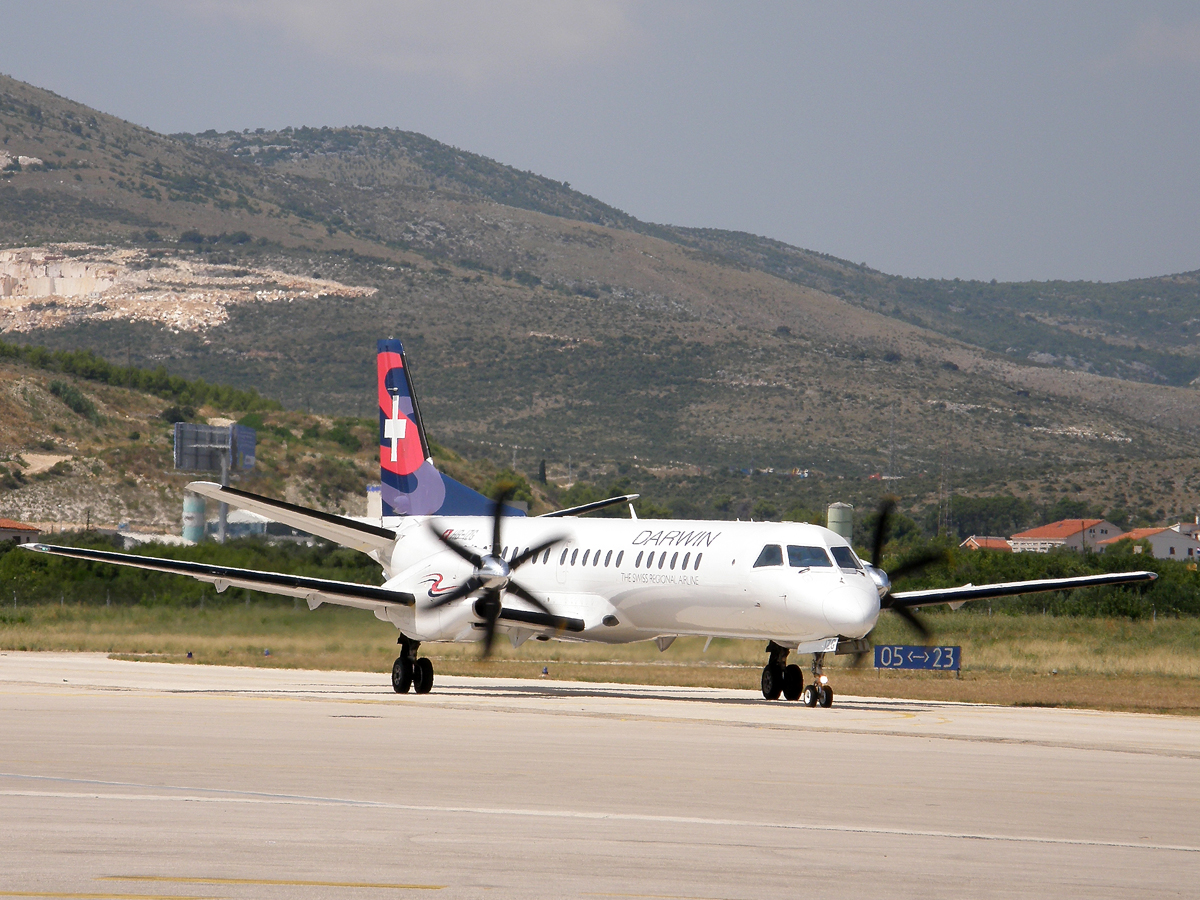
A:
373 516 881 650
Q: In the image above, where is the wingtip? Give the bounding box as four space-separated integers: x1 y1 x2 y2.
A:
185 480 223 494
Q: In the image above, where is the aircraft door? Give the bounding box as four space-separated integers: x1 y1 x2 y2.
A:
745 543 789 631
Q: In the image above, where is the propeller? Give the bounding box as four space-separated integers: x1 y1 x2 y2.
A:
427 485 565 657
852 498 950 665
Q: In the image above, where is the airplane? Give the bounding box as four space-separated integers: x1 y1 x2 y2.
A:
27 339 1158 706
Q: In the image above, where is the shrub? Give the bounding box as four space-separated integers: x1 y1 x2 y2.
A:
48 381 100 423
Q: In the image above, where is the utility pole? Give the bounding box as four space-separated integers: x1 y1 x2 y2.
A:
936 441 949 537
217 446 229 543
887 403 896 480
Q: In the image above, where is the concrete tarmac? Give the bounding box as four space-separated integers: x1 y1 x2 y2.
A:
2 652 1198 900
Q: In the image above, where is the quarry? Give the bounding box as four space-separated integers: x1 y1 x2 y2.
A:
0 244 376 334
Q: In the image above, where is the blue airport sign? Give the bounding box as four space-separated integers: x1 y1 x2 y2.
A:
874 645 960 671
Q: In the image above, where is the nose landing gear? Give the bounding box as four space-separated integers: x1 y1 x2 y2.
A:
809 651 833 707
760 644 834 708
392 635 435 695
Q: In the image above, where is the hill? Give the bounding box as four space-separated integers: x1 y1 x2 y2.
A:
187 125 1200 388
0 345 578 532
2 72 1199 528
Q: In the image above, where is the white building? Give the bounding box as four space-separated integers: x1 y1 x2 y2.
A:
1009 519 1124 553
1098 527 1200 560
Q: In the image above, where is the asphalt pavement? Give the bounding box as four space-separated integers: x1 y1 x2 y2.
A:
2 652 1197 899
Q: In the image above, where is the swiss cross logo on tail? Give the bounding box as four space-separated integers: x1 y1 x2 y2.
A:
384 395 407 462
373 338 515 518
376 346 425 478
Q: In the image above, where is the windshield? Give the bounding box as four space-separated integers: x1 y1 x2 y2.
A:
753 544 784 567
787 545 833 568
830 546 863 572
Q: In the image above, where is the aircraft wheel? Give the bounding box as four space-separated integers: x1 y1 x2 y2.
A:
802 684 819 707
391 656 413 694
412 657 434 695
818 684 834 708
760 665 783 700
782 664 804 701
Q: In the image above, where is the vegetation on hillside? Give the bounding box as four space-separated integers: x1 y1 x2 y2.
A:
0 339 279 412
3 72 1200 528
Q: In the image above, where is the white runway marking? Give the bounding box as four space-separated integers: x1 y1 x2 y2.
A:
3 774 1197 856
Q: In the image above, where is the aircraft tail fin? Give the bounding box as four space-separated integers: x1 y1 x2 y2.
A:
377 339 518 517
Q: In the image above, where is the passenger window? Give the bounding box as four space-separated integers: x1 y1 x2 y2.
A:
682 552 690 569
753 544 784 567
571 549 579 566
787 545 833 568
542 548 551 564
670 552 678 570
635 551 643 567
694 553 702 570
616 551 624 566
582 550 590 566
593 550 601 567
830 546 863 571
646 552 655 569
502 546 509 559
658 552 666 569
605 550 612 567
559 548 568 565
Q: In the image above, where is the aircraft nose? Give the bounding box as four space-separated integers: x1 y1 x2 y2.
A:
822 582 880 638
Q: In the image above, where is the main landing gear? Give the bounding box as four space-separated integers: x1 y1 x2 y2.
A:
392 635 434 695
761 643 833 708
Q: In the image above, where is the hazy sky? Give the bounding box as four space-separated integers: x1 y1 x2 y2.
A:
5 1 1199 282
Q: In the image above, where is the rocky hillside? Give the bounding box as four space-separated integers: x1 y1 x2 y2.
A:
1 73 1198 521
0 345 587 533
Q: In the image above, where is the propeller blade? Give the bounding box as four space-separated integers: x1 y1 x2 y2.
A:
476 589 502 658
428 525 484 568
871 498 895 568
887 548 950 584
893 604 931 642
510 537 563 571
504 579 555 618
491 485 515 557
426 575 484 609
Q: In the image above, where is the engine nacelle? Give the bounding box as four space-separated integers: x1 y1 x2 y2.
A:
865 564 890 599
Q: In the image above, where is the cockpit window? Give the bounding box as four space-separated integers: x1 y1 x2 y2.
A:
787 545 833 568
753 544 784 567
830 546 863 571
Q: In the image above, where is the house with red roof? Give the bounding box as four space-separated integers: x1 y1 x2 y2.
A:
1009 519 1123 553
960 535 1012 552
0 518 40 545
1098 527 1200 560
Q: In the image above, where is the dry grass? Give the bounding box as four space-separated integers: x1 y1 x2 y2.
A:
3 604 1199 714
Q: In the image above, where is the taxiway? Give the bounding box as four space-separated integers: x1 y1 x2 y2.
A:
2 652 1197 899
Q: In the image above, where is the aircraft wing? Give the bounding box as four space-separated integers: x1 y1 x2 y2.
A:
25 543 414 613
887 570 1158 609
186 481 396 556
